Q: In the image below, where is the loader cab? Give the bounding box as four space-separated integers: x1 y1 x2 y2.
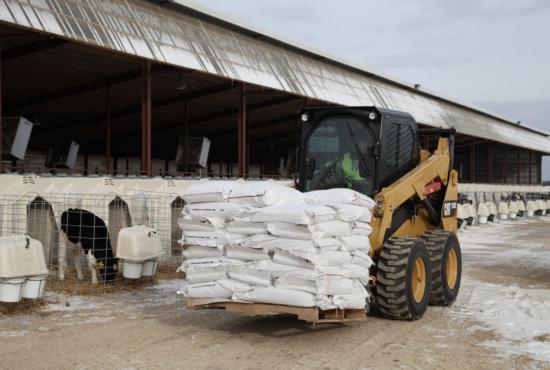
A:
299 107 420 196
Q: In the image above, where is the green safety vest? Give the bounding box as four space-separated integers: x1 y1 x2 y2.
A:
342 153 363 181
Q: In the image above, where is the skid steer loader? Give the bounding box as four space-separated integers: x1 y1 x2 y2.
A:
298 106 461 320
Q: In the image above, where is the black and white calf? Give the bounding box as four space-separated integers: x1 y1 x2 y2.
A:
59 208 118 284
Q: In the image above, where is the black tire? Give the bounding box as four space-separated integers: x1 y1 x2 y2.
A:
376 238 431 320
422 230 462 306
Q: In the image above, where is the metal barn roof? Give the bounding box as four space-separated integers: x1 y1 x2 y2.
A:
1 0 550 153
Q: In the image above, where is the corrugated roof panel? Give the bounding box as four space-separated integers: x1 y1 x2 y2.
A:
1 0 549 153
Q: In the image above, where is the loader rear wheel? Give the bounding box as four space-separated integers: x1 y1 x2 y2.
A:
422 230 462 306
376 238 431 320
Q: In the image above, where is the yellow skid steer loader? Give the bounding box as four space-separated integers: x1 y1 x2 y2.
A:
299 107 461 320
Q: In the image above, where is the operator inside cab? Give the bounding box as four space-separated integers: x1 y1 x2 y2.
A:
304 116 374 195
341 143 366 185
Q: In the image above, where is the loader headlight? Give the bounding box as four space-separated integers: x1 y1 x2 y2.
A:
368 111 377 120
300 113 309 122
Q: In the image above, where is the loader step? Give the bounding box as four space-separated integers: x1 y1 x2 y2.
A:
186 298 367 323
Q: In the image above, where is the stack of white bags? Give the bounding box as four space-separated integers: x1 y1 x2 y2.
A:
177 181 375 310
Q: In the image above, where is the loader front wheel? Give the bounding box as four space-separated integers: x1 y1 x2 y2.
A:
422 230 462 306
376 238 431 320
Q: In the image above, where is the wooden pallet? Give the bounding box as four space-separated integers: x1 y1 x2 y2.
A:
187 298 367 323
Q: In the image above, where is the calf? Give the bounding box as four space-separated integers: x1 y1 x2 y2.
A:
59 208 118 284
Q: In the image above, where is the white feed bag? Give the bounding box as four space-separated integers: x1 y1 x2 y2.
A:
267 222 352 240
274 276 318 295
536 200 546 211
508 201 519 214
351 250 374 269
225 221 267 235
316 295 338 310
311 251 353 266
351 221 373 236
316 276 354 295
267 222 311 240
517 201 526 211
308 220 351 238
316 264 371 282
249 260 314 274
318 245 344 254
218 279 253 294
272 248 314 269
246 237 315 253
185 265 227 284
234 287 316 307
329 203 372 222
180 257 244 271
182 230 243 247
177 215 225 232
313 238 342 248
182 246 223 259
338 235 371 252
225 246 270 261
332 280 369 309
277 268 318 280
181 281 232 299
526 201 536 212
303 188 375 209
272 242 319 259
184 202 250 220
240 234 278 249
245 204 335 225
228 181 304 207
333 293 368 309
181 181 242 204
227 265 272 287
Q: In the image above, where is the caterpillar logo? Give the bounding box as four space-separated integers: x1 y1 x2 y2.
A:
96 260 105 269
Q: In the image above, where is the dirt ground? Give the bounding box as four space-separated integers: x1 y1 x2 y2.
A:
1 219 550 369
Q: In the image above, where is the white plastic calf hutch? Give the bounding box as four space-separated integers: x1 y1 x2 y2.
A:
116 225 162 279
0 235 48 302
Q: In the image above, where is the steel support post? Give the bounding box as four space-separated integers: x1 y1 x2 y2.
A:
517 150 520 184
470 141 475 183
0 47 3 173
183 100 188 174
238 83 247 178
488 142 493 183
141 61 152 176
106 86 112 174
538 155 542 184
528 150 533 185
504 147 508 183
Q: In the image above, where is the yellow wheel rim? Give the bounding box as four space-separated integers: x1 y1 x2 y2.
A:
446 248 458 290
411 257 426 303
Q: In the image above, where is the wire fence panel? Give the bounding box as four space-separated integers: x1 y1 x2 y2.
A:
0 191 184 294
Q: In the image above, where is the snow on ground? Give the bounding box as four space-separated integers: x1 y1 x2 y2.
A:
0 279 185 339
453 217 550 362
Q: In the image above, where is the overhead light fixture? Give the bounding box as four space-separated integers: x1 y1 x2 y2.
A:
177 74 187 90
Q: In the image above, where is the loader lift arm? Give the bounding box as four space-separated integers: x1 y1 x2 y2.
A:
370 131 458 251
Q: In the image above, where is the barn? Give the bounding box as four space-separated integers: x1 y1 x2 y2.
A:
0 0 548 183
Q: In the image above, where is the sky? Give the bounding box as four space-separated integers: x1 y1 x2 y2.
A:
184 0 550 179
